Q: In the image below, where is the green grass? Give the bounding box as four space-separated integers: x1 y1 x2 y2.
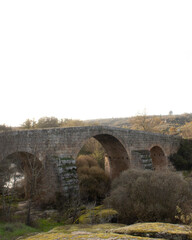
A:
0 219 64 240
36 218 63 232
0 222 39 240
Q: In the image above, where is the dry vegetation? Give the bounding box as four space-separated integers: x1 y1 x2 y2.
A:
1 114 192 240
87 113 192 138
76 155 110 204
1 113 192 139
105 169 192 224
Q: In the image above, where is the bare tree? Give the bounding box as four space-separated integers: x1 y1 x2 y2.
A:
130 112 161 133
0 130 17 221
0 154 24 220
15 151 44 225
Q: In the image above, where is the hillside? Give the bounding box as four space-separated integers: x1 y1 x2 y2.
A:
87 113 192 127
86 113 192 138
1 113 192 138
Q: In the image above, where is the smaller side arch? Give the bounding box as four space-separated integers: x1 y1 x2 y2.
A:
150 145 168 170
0 151 43 199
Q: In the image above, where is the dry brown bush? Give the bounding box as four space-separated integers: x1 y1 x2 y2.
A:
105 169 192 224
77 155 110 203
76 155 98 168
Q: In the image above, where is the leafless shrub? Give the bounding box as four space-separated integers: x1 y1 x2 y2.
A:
105 169 192 224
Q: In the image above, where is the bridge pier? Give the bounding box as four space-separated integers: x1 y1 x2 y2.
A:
131 150 154 170
51 154 79 199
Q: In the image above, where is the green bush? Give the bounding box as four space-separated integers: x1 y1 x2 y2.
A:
170 139 192 170
105 169 192 224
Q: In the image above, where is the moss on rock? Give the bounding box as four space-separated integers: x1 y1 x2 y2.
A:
112 222 192 240
21 223 165 240
77 205 118 224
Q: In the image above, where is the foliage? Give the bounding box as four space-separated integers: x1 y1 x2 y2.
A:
181 121 192 139
105 169 192 224
0 222 38 240
36 117 60 128
92 150 105 169
0 124 12 132
78 138 105 169
0 156 24 221
21 119 36 129
170 139 192 170
175 206 192 225
7 113 192 137
36 218 62 232
76 155 110 203
129 113 162 133
0 151 44 225
60 118 85 127
87 113 192 137
76 155 98 169
20 117 98 129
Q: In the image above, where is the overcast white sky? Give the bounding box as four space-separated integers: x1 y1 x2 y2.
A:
0 1 192 126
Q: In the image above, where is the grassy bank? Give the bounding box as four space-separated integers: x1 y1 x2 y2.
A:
0 222 38 240
0 219 64 240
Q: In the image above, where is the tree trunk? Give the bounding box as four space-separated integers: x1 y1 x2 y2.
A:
26 199 31 226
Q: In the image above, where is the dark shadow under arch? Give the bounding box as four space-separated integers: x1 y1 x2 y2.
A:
77 134 130 179
150 146 167 170
1 151 43 199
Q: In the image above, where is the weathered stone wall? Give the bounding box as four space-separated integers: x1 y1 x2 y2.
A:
0 126 181 198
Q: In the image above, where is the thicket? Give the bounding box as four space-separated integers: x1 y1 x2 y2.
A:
76 155 110 204
105 169 192 224
21 117 99 129
170 139 192 170
0 124 12 132
78 138 105 169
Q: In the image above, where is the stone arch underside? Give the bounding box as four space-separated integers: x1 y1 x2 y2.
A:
1 151 43 199
92 134 130 179
150 146 167 170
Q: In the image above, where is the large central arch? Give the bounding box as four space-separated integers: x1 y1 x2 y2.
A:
77 134 130 179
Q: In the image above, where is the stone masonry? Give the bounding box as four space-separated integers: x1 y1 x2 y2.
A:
0 126 181 199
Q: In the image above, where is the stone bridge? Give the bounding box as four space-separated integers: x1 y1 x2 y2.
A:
0 126 181 200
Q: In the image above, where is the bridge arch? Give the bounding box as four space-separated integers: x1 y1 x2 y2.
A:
150 145 168 170
0 151 43 199
76 133 130 179
0 126 182 200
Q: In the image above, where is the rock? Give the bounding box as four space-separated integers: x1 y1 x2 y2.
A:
112 222 192 240
14 210 28 215
17 201 28 210
77 205 118 224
